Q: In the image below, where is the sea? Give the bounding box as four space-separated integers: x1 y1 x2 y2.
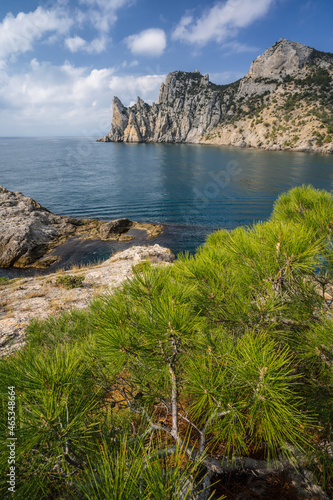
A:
1 137 333 275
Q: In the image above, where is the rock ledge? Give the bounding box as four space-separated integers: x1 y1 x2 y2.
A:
0 186 163 268
0 244 174 356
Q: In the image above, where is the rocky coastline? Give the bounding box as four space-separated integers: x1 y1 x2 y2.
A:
0 186 163 269
0 186 170 354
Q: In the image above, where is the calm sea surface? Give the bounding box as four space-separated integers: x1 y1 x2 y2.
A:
1 137 333 269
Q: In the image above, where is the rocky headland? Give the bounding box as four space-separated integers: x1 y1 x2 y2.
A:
98 39 333 153
0 186 163 268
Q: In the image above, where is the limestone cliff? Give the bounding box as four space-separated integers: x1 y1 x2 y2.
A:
98 70 238 144
98 39 333 153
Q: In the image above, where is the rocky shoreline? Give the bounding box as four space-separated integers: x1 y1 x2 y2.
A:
0 244 174 357
0 186 163 269
200 135 333 154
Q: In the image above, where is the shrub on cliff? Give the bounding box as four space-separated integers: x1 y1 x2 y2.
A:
0 185 333 499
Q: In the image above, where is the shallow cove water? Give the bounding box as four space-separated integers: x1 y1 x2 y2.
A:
1 137 333 276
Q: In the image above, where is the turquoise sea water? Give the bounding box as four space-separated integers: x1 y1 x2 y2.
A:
1 137 333 268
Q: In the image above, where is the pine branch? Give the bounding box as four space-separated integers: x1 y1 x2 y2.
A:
169 362 179 442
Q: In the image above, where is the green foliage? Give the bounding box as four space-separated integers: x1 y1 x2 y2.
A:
1 184 333 497
0 343 102 499
76 437 218 500
54 274 85 289
184 331 308 457
296 67 332 91
25 308 93 349
283 92 301 111
271 184 333 238
131 259 151 274
0 276 10 285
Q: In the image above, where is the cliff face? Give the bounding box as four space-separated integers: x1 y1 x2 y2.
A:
99 39 333 153
100 71 238 144
246 39 314 80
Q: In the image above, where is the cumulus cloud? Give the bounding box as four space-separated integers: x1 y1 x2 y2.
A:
87 35 109 53
78 0 133 32
0 0 134 59
125 28 167 57
172 0 274 46
108 74 165 99
0 6 73 59
65 36 87 52
0 60 164 135
65 34 109 54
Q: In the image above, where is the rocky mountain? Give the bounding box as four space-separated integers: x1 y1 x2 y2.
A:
98 39 333 153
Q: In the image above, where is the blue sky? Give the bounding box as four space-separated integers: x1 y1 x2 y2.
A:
0 0 332 136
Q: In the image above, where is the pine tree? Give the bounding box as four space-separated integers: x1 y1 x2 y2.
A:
1 185 333 498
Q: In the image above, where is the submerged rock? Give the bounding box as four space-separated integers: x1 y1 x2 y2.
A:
0 186 163 268
99 218 133 240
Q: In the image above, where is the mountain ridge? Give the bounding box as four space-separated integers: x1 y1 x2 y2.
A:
98 39 333 153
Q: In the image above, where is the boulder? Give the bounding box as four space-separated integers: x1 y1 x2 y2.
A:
99 218 133 240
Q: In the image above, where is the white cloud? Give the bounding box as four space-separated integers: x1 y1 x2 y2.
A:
87 35 109 53
0 6 73 59
125 28 167 57
108 74 165 101
79 0 131 7
65 34 109 54
65 36 87 52
172 0 274 46
0 60 164 136
2 60 114 106
0 0 134 59
78 0 134 32
120 60 139 69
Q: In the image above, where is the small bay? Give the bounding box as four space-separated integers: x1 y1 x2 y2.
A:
1 137 333 264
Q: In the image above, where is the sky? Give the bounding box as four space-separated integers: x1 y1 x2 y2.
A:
0 0 332 137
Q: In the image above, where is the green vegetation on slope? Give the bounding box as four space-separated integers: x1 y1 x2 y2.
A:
1 185 333 499
219 65 333 149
